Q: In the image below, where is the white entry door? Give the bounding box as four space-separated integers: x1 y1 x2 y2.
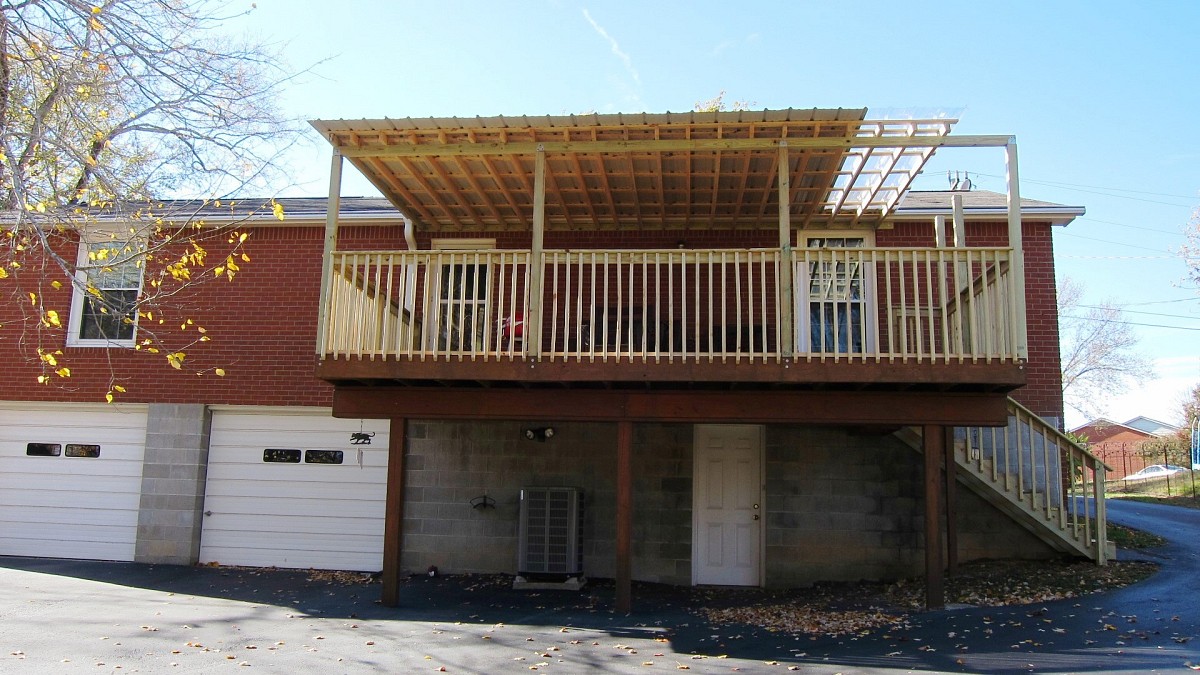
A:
692 424 763 585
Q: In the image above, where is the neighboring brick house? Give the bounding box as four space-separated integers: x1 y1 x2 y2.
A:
0 109 1109 611
1071 417 1181 478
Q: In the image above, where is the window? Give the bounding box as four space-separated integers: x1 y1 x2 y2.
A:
65 444 101 458
26 443 62 457
67 238 143 346
304 450 344 465
798 234 875 354
430 239 495 352
263 448 302 463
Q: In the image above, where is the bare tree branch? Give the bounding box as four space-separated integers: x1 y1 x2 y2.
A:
0 1 306 396
1058 276 1155 420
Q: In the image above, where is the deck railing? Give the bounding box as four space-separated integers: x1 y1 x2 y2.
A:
956 399 1110 563
319 247 1025 364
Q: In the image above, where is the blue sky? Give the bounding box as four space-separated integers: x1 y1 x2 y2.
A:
233 0 1200 427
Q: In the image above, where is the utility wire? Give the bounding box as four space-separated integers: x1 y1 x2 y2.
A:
1061 254 1174 260
1076 304 1200 320
1076 215 1183 236
1057 231 1177 253
1060 313 1200 331
961 172 1196 208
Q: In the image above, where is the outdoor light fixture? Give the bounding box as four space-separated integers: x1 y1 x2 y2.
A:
523 426 555 442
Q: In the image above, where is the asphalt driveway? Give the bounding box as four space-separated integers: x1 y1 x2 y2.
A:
0 499 1196 674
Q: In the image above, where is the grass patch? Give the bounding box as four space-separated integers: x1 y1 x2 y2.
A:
1106 520 1167 549
1107 470 1200 501
1109 493 1200 510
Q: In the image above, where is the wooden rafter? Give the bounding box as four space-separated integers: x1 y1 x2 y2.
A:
313 112 965 231
362 157 439 225
479 154 526 228
395 155 466 230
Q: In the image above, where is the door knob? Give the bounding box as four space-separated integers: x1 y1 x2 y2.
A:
753 514 760 520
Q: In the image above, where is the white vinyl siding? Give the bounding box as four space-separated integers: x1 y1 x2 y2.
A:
0 404 148 561
199 408 388 571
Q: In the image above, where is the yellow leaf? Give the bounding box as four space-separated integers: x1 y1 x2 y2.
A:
55 367 70 378
43 309 61 327
113 385 126 393
0 268 8 279
105 392 113 403
214 368 226 377
28 291 36 305
272 203 284 221
37 375 47 384
167 352 186 369
239 232 250 242
50 280 61 289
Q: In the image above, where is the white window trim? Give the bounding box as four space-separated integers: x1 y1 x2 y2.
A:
66 234 144 348
426 239 496 351
795 230 878 354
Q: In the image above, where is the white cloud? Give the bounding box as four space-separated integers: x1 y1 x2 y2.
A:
582 8 642 109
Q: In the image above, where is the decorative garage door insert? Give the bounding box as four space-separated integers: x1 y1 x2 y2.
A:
199 408 388 571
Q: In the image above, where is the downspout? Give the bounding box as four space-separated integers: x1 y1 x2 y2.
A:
401 213 419 326
402 213 417 252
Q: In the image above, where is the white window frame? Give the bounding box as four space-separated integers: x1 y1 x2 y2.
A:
427 239 496 352
66 233 144 348
796 230 878 355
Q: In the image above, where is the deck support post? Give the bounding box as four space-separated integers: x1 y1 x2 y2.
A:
923 424 945 609
943 426 958 574
1005 139 1028 361
615 420 633 614
777 143 794 357
527 146 547 358
381 416 407 607
316 149 343 356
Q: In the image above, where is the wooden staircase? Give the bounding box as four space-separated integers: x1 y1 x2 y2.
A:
898 398 1112 563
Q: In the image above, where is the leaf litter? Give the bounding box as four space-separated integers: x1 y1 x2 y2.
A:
703 559 1156 637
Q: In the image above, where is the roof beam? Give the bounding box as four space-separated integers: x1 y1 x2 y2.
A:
334 134 1011 159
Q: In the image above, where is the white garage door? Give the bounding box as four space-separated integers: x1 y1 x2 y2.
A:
0 403 148 561
200 408 389 572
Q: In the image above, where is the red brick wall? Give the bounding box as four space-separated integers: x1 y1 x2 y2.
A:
0 223 418 406
877 220 1063 424
0 220 1064 418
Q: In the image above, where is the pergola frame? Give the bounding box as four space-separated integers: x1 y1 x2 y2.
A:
312 109 1030 613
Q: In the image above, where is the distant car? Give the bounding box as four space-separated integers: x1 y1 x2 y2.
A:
1122 464 1189 481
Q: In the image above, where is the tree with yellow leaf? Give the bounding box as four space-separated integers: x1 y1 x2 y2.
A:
0 2 302 396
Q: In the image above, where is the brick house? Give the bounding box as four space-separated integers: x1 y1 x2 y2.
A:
1071 417 1181 478
0 109 1110 610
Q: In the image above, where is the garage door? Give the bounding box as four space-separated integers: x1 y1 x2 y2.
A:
200 408 389 571
0 403 148 561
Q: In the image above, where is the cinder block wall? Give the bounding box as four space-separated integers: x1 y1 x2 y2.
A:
134 403 211 564
399 420 695 584
401 420 617 577
765 426 924 586
766 426 1056 587
400 421 1056 587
